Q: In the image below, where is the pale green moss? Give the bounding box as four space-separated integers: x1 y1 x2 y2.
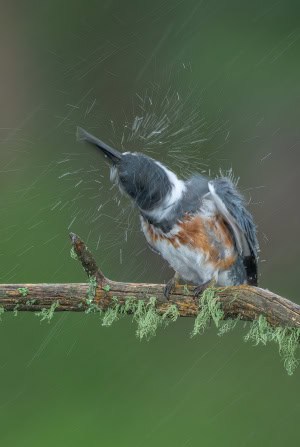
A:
244 315 300 375
244 315 272 345
190 290 300 375
13 304 19 317
102 296 134 325
133 297 161 340
123 296 138 313
35 300 59 323
86 276 97 305
18 287 29 297
191 287 224 337
275 327 300 376
102 305 120 326
100 296 179 340
0 306 4 321
183 284 190 295
161 304 180 327
218 318 239 336
89 286 300 375
70 247 78 260
85 303 102 315
84 275 101 314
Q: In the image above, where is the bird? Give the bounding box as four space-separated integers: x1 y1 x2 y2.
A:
77 127 259 298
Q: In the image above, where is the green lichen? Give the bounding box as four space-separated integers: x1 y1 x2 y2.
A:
13 304 19 317
244 314 272 345
18 287 29 297
218 318 239 336
70 247 78 260
191 287 224 337
102 297 121 326
102 284 111 292
161 304 180 327
35 300 59 323
26 298 36 306
85 303 102 315
244 315 300 375
123 296 138 313
133 297 161 340
190 290 300 375
275 327 300 376
84 276 101 313
100 295 179 340
82 284 300 375
86 276 97 305
183 284 190 295
102 306 120 326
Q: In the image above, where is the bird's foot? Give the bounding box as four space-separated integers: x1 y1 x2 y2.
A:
164 273 180 300
194 279 216 299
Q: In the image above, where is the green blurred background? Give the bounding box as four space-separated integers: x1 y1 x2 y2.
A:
1 0 300 445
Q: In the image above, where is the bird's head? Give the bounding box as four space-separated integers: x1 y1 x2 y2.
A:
77 127 183 214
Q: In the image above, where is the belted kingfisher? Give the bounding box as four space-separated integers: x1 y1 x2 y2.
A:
77 127 259 297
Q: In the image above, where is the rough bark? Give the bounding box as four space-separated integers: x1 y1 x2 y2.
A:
0 281 300 328
0 233 299 329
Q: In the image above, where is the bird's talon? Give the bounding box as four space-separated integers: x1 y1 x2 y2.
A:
164 281 174 301
193 280 212 299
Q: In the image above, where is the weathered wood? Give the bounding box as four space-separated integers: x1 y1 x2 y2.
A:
0 232 299 329
70 232 105 285
0 281 300 329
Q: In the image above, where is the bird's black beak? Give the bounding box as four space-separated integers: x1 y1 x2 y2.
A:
77 127 122 164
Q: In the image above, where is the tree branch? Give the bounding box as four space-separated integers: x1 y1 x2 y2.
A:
69 232 105 285
0 233 298 330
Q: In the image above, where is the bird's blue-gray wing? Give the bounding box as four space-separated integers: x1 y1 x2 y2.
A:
208 177 259 284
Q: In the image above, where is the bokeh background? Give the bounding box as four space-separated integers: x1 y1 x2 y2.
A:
1 0 300 445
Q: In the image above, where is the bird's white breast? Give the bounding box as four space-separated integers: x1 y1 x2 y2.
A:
140 215 218 285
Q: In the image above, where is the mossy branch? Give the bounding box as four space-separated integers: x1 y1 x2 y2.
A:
0 233 300 374
0 232 299 326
